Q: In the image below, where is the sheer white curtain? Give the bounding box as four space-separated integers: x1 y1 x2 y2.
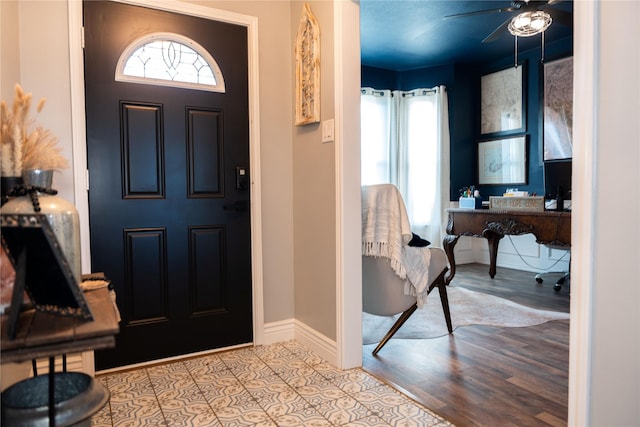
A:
360 88 396 185
361 86 450 247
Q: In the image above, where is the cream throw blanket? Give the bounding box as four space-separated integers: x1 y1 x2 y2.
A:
362 184 432 307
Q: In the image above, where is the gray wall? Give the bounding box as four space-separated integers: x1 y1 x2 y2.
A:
291 1 337 340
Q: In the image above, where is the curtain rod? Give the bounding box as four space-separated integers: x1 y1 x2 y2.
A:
361 87 444 97
361 88 387 96
402 88 437 97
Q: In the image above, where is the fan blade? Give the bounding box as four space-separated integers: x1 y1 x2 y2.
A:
482 18 512 43
528 0 552 10
547 8 573 27
443 6 517 20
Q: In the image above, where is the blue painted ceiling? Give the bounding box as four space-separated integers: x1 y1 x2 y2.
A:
360 0 574 71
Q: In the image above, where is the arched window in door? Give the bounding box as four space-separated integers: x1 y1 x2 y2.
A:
115 32 225 92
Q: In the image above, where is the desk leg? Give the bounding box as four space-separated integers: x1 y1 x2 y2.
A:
482 230 503 279
442 234 460 285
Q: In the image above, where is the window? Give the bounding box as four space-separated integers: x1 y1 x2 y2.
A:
360 89 394 185
116 32 225 92
361 87 450 245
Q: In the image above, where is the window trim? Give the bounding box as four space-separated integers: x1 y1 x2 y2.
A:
115 32 226 93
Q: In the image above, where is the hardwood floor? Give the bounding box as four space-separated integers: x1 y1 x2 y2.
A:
363 263 570 427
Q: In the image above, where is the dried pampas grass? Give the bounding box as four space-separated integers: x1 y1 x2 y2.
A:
22 126 69 171
1 84 69 177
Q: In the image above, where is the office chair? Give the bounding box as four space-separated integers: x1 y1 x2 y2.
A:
535 247 570 292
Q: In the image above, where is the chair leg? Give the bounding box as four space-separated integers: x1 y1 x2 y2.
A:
428 267 453 334
372 267 453 356
372 303 418 356
437 282 453 334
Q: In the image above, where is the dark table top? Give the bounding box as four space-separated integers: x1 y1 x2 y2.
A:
1 288 119 364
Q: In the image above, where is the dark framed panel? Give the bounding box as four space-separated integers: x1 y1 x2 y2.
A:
544 160 572 201
1 214 93 338
480 63 526 137
543 56 573 160
478 135 527 185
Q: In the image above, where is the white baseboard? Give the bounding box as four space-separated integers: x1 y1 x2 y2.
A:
263 318 337 367
263 318 296 344
2 352 94 391
451 235 476 264
458 233 570 274
292 319 337 366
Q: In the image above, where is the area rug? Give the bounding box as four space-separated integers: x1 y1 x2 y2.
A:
362 286 570 345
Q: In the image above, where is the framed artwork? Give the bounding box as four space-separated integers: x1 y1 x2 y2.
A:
1 214 93 339
480 65 525 136
295 3 320 126
478 135 527 185
543 56 573 160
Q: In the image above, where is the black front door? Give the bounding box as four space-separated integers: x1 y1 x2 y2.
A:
84 1 252 369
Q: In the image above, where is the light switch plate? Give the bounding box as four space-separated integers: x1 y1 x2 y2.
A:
321 118 334 143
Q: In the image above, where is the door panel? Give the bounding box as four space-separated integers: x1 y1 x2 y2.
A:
189 226 225 313
124 228 168 323
188 109 223 196
122 103 165 197
84 1 252 369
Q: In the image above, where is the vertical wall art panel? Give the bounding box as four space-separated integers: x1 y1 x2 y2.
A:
121 102 165 198
480 65 525 136
543 57 573 160
187 108 223 197
295 3 320 125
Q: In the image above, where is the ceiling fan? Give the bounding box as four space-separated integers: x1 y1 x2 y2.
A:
444 0 573 43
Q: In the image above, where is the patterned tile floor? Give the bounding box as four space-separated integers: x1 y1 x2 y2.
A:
92 341 452 426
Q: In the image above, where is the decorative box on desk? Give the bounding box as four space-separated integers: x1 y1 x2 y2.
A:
458 197 483 209
489 196 545 211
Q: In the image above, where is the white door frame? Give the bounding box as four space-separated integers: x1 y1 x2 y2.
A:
567 2 595 424
67 0 264 349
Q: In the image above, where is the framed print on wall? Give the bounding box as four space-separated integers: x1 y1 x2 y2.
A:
478 135 527 185
480 65 525 136
543 56 573 160
294 3 320 126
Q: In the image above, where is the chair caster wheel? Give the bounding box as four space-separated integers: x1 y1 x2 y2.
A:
554 284 562 292
536 277 543 284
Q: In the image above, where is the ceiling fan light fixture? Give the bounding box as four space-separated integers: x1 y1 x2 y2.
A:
508 11 552 37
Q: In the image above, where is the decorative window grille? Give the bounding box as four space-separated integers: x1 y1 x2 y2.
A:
115 32 225 92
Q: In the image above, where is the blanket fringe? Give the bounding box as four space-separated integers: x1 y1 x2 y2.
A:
362 241 431 308
362 242 407 279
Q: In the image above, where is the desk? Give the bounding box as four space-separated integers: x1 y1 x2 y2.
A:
443 208 571 285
